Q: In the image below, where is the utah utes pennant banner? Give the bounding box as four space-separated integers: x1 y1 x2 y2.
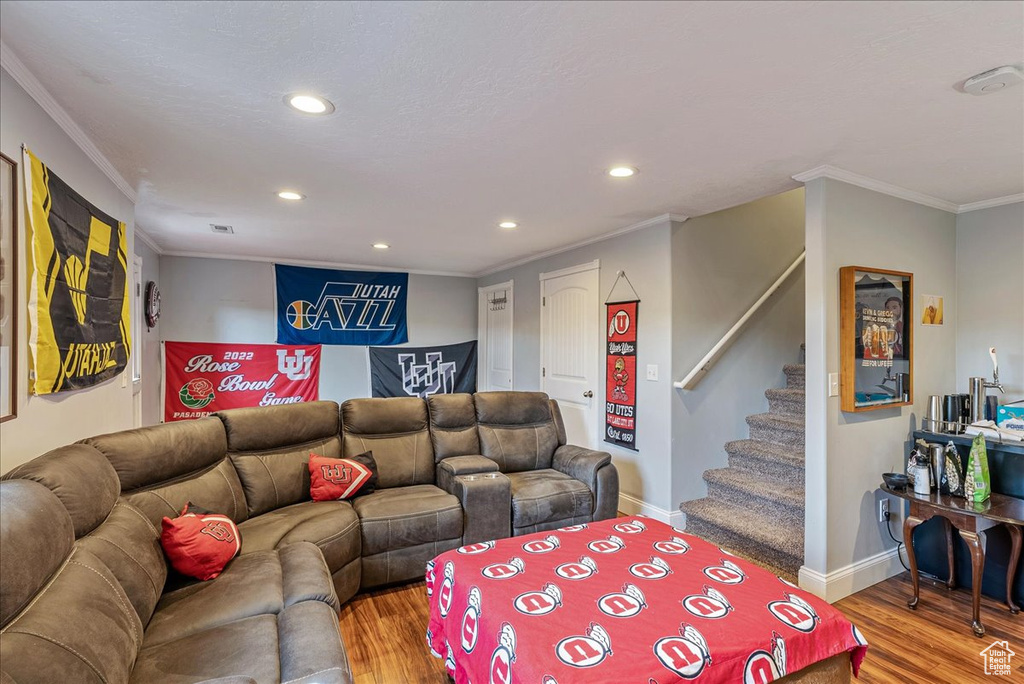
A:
605 300 638 451
163 341 320 421
24 148 131 394
275 264 409 346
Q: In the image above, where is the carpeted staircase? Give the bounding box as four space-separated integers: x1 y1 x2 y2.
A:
680 363 805 581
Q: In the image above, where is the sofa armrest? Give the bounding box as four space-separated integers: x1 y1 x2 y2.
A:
437 469 511 544
436 456 499 496
552 445 618 521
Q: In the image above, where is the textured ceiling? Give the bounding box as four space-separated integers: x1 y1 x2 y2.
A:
1 1 1021 275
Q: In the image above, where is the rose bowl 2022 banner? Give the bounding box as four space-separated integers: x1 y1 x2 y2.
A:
163 342 320 422
605 300 638 451
369 340 477 398
275 264 408 346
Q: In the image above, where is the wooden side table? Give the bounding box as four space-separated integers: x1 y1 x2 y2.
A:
881 484 1023 637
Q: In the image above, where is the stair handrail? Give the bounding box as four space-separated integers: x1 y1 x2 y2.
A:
674 249 806 391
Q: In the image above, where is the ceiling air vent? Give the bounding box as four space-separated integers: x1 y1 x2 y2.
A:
210 224 234 234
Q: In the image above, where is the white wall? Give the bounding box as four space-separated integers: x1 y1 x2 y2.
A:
803 178 957 599
478 221 676 517
135 235 162 426
671 190 805 508
1 68 137 472
159 256 478 405
955 202 1023 400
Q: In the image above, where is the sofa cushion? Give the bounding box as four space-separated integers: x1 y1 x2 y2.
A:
77 500 168 626
84 417 227 492
0 481 75 628
474 392 559 472
427 393 480 460
506 469 594 529
143 542 338 649
125 458 250 527
342 398 435 488
1 443 120 537
219 402 342 517
236 500 361 575
352 484 462 556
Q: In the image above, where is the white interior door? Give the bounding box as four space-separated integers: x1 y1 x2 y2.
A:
540 261 600 449
478 281 513 391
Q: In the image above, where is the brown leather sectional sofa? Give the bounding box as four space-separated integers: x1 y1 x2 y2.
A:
0 391 618 683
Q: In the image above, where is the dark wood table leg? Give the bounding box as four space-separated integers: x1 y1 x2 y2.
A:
959 529 986 637
943 517 956 589
1006 524 1021 615
904 514 925 609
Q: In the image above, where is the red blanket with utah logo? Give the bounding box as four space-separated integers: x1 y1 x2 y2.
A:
426 517 867 683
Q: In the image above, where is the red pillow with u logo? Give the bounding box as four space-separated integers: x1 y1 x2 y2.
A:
309 452 378 501
160 503 241 581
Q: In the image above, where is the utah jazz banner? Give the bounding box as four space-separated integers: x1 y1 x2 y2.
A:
369 340 477 398
605 300 638 451
164 341 320 421
276 264 409 346
24 148 130 394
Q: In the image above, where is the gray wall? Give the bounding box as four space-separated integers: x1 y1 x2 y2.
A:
955 202 1023 400
671 190 805 508
1 69 137 472
805 179 957 579
159 256 478 405
478 222 676 514
134 236 162 426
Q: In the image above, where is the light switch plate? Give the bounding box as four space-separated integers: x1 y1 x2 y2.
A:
646 364 658 381
828 372 839 397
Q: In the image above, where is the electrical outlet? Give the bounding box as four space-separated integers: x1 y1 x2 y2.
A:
878 499 889 523
828 373 839 397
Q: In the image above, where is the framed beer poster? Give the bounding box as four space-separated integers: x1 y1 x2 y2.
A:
839 266 913 412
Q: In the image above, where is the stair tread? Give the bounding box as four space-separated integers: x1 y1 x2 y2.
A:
725 439 805 463
746 412 804 428
765 388 805 400
704 467 804 506
783 364 805 373
680 498 804 560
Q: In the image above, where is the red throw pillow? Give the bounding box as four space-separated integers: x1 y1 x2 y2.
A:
309 452 377 501
160 503 241 581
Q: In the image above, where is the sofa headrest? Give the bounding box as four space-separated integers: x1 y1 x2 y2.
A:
0 480 75 627
217 401 340 452
474 392 553 425
83 417 228 492
342 397 427 435
427 393 476 428
2 444 119 537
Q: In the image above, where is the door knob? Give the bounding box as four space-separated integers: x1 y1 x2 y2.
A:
583 390 594 398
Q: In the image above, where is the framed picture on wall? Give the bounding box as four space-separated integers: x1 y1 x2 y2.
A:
0 153 18 422
839 266 913 413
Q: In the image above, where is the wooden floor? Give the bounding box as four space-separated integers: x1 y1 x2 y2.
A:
338 571 1022 684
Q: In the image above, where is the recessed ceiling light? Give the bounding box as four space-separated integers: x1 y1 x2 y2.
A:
608 166 637 178
285 93 336 115
498 221 518 229
277 190 305 201
373 243 390 250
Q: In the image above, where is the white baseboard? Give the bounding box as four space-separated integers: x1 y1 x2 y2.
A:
798 546 904 603
618 493 685 528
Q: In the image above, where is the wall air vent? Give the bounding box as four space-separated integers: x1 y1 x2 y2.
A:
210 224 234 234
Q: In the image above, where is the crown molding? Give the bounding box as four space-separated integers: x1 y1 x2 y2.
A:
134 226 164 255
792 165 959 213
956 193 1024 214
474 212 686 278
1 41 137 203
160 250 473 279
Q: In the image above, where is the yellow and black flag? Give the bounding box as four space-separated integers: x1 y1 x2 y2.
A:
24 148 130 395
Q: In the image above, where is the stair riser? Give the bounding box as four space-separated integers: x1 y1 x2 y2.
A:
683 517 802 576
784 371 805 390
747 421 804 448
728 453 805 482
767 397 804 417
704 479 804 523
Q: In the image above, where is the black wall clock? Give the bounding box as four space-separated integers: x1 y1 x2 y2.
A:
145 281 160 328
